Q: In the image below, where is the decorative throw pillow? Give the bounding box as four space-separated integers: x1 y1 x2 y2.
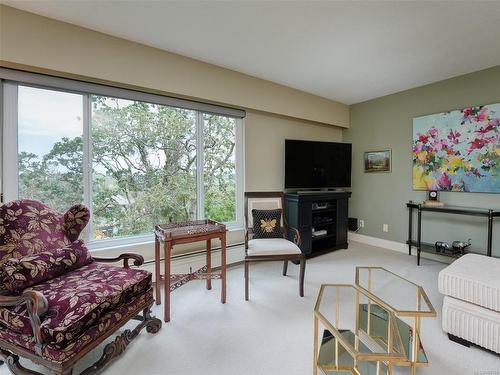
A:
0 240 93 294
252 209 284 239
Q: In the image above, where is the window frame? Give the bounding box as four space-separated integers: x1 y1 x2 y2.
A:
1 77 245 250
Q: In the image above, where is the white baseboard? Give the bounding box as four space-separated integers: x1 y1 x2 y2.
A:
348 232 409 254
348 232 455 264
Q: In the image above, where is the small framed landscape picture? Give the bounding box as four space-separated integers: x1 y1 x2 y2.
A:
364 149 391 173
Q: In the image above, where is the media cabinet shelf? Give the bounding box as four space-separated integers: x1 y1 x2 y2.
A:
312 221 335 228
285 191 351 258
312 208 336 214
406 201 500 265
312 233 336 241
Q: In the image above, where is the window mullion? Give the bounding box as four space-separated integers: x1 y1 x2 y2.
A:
82 94 92 242
196 112 205 220
235 118 245 228
2 82 19 202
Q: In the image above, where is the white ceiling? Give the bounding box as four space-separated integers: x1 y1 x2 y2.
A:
4 1 500 104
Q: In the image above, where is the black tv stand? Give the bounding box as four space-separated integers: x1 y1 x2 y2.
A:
294 189 348 194
285 191 351 258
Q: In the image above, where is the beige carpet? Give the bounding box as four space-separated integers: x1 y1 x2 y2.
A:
3 241 498 375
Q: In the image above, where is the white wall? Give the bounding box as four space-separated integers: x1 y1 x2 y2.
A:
0 5 346 261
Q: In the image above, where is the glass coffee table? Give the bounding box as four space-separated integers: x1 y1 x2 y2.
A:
313 267 436 375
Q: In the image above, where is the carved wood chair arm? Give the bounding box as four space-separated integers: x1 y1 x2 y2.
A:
0 291 48 351
244 229 252 250
93 253 144 269
287 226 302 247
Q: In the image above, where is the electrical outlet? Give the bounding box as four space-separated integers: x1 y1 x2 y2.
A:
359 219 365 228
383 224 389 232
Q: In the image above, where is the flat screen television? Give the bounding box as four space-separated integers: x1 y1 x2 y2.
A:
285 140 352 189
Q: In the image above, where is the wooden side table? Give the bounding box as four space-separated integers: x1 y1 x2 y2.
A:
154 219 227 322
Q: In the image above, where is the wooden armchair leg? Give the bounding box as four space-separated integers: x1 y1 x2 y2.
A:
244 261 249 301
282 260 288 276
299 257 306 297
0 349 44 375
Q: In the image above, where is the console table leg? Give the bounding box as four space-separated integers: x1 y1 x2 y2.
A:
487 210 493 257
408 205 413 256
206 239 212 290
417 207 422 266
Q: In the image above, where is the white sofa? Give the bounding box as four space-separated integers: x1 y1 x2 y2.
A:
438 253 500 353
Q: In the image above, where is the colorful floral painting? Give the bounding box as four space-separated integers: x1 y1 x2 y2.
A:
413 103 500 192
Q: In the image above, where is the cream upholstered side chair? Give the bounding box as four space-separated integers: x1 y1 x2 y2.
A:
244 192 306 300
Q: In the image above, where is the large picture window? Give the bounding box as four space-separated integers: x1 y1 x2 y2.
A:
17 86 84 212
2 77 244 248
91 96 198 240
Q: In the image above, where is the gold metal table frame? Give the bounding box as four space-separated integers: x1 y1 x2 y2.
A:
313 267 436 375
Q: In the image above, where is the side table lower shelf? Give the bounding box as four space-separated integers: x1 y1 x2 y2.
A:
406 240 488 263
359 304 429 367
318 330 390 375
317 305 430 375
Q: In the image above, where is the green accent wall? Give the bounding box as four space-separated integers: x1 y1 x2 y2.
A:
343 65 500 257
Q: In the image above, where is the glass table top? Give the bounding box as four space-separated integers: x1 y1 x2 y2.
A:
355 267 436 317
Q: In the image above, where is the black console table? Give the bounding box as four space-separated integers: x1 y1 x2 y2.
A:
406 201 500 265
285 191 351 258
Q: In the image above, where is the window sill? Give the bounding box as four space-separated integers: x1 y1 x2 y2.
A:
87 225 244 253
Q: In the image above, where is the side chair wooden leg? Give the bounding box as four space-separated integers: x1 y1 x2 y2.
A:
282 260 288 276
299 257 306 297
244 261 249 301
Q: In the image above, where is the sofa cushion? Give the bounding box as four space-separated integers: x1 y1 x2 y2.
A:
247 238 302 256
438 253 500 312
0 240 92 294
0 262 152 347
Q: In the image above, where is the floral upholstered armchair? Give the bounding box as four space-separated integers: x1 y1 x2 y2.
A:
0 200 161 375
